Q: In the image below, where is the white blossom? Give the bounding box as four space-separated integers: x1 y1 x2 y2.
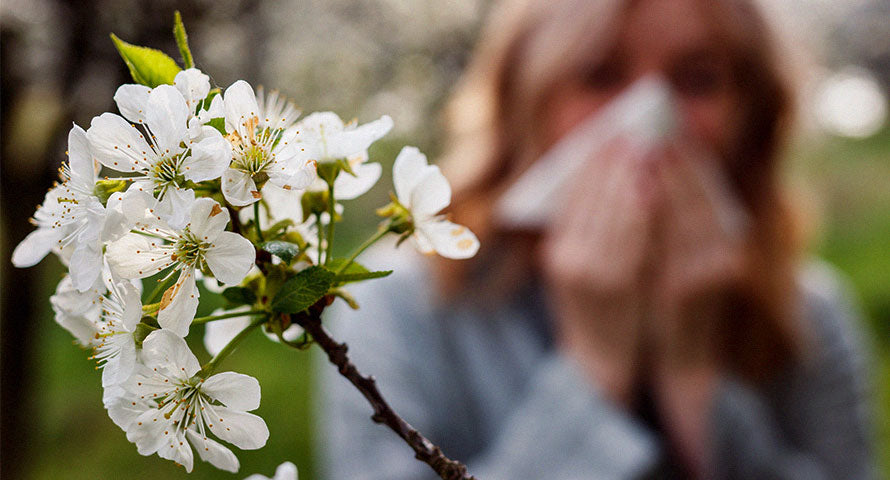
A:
87 82 231 229
221 81 316 206
106 330 268 473
292 111 392 165
245 462 298 480
106 196 254 336
392 146 479 259
12 126 116 290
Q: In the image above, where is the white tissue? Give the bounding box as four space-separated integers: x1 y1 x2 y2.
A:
495 76 678 228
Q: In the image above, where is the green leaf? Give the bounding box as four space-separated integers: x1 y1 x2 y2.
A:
173 11 194 69
327 258 392 284
335 270 393 284
270 266 335 313
222 286 257 306
110 33 182 87
207 117 226 136
261 240 302 265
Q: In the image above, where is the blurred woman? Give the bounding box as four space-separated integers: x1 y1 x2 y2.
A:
319 0 875 478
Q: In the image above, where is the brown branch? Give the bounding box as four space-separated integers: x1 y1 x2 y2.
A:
290 305 477 480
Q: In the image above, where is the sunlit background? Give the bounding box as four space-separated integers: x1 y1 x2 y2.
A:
1 0 888 478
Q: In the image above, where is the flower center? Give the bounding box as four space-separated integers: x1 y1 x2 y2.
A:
172 229 210 269
150 154 185 188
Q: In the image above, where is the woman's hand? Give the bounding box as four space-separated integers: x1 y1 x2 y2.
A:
540 139 659 407
648 140 750 476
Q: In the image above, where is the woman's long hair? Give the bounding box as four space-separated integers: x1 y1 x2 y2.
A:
435 0 807 383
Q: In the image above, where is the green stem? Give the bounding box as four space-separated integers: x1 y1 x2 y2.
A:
173 11 194 69
324 181 336 265
146 273 177 304
198 316 266 377
142 302 161 316
254 202 264 242
334 224 391 275
316 213 324 265
192 309 267 325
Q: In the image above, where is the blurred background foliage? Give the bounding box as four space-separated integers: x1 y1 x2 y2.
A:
1 0 888 478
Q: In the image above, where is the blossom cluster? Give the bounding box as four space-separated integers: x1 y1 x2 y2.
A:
12 23 478 474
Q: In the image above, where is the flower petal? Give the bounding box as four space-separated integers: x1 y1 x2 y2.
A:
173 68 211 113
222 168 259 207
141 329 201 376
158 430 194 473
187 198 229 243
204 232 255 285
86 112 154 173
186 429 239 473
101 334 137 387
11 227 61 268
205 405 269 450
392 146 430 206
335 161 381 200
104 393 145 431
326 115 392 159
157 270 200 337
409 166 451 218
69 244 103 292
183 133 231 183
418 219 480 259
157 186 196 230
126 408 173 456
106 233 173 279
203 310 251 357
67 124 97 188
202 372 261 411
224 80 260 139
145 84 190 154
114 84 152 124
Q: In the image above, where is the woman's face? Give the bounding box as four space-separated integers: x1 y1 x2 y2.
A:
543 0 741 155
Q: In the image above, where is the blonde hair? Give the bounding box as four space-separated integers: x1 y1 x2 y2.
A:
436 0 806 383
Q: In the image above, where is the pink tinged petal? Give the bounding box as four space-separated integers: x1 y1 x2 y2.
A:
202 372 261 411
11 228 61 268
86 112 154 172
334 162 381 200
173 68 211 112
205 405 269 450
106 233 173 280
127 408 173 456
326 115 392 159
222 168 259 207
158 430 194 473
69 244 103 292
157 270 200 337
203 314 250 357
67 125 97 188
392 146 430 206
418 219 480 259
204 232 255 285
141 329 201 376
183 133 231 183
186 429 239 473
187 198 229 243
145 85 190 154
409 167 451 219
114 84 152 124
223 80 260 138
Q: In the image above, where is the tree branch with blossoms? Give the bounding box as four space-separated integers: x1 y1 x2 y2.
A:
12 12 479 479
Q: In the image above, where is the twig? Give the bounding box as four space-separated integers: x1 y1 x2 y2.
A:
290 304 477 480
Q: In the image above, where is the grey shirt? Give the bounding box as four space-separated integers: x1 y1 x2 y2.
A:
317 247 875 479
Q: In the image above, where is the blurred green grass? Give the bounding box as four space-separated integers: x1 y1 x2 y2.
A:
18 131 890 478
